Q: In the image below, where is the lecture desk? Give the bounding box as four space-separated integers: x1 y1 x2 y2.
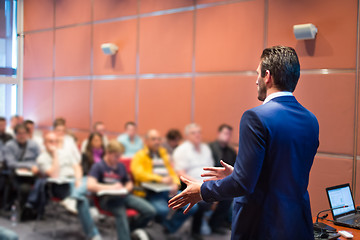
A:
314 217 360 239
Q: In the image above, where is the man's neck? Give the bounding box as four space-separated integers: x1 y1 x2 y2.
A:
104 156 116 168
266 88 281 98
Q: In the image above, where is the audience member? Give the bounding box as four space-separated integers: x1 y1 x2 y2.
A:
6 115 23 137
173 123 222 240
131 129 196 235
162 129 182 157
0 117 13 156
87 140 156 240
82 132 105 176
53 117 81 162
2 123 40 217
36 131 101 240
207 124 236 233
3 123 40 172
117 122 143 158
24 120 44 152
81 122 108 153
208 124 236 167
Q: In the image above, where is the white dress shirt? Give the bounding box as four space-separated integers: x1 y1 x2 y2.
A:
263 91 293 104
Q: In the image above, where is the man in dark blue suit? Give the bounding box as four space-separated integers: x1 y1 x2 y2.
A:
168 46 319 240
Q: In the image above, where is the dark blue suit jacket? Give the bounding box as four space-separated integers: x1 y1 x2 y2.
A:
201 96 319 240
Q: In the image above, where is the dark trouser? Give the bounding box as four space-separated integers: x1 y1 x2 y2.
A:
100 194 156 240
147 191 197 233
192 199 233 234
14 176 35 209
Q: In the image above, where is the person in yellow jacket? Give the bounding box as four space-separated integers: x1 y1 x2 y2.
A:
131 129 197 235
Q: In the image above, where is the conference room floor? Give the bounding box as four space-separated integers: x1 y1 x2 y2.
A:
0 211 231 240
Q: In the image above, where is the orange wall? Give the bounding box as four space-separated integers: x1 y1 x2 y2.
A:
22 0 360 216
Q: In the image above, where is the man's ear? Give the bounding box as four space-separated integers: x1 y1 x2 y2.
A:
264 70 273 87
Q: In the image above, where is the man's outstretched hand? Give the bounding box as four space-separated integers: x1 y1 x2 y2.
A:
201 160 234 182
168 176 202 214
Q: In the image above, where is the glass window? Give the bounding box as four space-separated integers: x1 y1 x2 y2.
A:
0 0 17 76
0 0 18 121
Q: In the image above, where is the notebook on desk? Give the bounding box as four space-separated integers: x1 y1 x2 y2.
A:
326 183 360 229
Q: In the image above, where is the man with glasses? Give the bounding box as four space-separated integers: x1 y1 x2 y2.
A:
173 123 216 240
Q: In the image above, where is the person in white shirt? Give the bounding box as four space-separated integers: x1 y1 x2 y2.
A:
53 118 81 163
173 123 215 239
173 123 213 182
81 121 108 153
36 132 101 240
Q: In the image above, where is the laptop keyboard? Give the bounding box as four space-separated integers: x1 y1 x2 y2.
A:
342 215 360 226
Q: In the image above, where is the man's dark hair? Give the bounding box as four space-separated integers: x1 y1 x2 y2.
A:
260 46 300 92
124 121 136 129
0 117 6 122
218 124 233 132
24 120 34 126
14 123 29 134
166 129 182 141
53 117 66 128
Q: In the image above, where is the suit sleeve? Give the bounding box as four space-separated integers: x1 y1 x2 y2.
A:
201 110 267 202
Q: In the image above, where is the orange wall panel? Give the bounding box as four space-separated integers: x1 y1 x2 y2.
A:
24 0 54 31
93 20 137 75
54 80 91 129
24 31 53 79
140 0 193 13
197 0 227 4
93 0 137 21
138 78 192 135
55 25 91 77
139 11 193 73
308 156 353 216
92 79 136 133
55 0 91 27
195 0 264 72
268 0 357 69
23 80 53 127
294 73 355 155
194 75 260 142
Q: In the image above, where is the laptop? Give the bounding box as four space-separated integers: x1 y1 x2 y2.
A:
326 183 360 229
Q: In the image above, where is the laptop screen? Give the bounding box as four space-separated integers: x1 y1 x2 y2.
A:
327 184 355 217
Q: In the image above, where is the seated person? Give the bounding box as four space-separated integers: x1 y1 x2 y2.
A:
81 122 108 153
173 123 226 239
53 117 81 163
3 123 40 214
0 117 13 153
36 131 101 240
3 123 40 171
87 140 156 240
117 122 143 158
162 129 182 157
24 120 45 152
6 115 23 137
208 124 236 167
208 124 236 232
81 132 105 176
131 129 196 235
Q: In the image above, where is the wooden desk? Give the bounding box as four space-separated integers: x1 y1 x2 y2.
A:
314 217 360 239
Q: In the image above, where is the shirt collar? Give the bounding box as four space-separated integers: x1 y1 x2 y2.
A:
263 91 293 104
